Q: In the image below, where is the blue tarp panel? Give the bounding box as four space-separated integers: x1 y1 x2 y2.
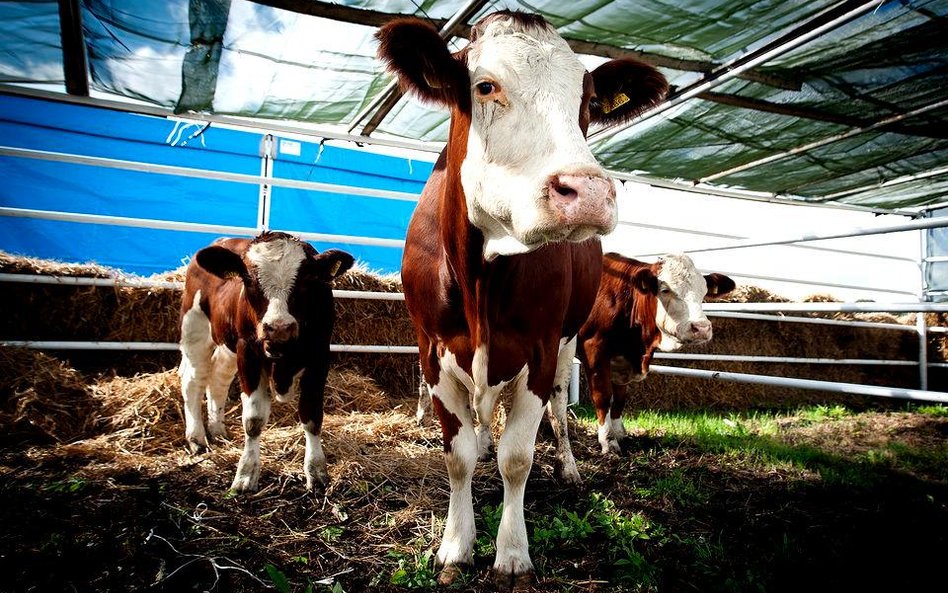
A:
0 94 431 276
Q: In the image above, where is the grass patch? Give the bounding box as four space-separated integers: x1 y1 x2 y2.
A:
570 404 948 488
916 404 948 417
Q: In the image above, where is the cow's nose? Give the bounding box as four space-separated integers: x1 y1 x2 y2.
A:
546 173 617 233
263 320 298 343
548 174 615 204
691 319 712 341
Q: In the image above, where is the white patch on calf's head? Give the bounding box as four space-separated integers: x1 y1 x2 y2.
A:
652 254 713 351
246 237 306 332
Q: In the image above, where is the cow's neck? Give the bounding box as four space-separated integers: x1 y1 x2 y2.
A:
440 107 489 348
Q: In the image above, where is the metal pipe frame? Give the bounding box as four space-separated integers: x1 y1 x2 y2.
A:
654 353 916 366
636 216 948 258
650 365 948 404
0 206 406 249
699 97 948 184
0 145 421 202
0 273 406 300
0 340 418 354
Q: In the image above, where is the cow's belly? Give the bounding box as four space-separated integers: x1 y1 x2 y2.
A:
610 356 646 386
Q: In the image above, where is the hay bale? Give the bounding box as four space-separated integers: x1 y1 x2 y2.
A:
0 347 101 444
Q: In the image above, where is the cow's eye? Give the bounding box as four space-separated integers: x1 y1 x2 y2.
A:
475 81 496 96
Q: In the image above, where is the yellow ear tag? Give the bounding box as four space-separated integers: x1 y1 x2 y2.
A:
330 260 342 277
601 92 631 115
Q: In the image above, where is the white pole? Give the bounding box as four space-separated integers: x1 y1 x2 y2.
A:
650 365 948 404
569 357 581 405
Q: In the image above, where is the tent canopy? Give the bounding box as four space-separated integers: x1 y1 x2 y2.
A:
1 0 947 213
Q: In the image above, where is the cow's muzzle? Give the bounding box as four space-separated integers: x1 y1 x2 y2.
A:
547 173 617 236
261 320 299 359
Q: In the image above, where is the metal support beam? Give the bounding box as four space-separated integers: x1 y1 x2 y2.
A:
650 365 948 404
251 1 801 92
699 97 948 184
697 91 948 140
587 0 885 144
636 210 948 258
809 165 948 203
57 0 89 96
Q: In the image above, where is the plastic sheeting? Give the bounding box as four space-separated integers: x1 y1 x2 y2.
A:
0 0 946 211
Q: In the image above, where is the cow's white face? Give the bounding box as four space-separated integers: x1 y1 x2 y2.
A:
460 17 617 259
247 238 306 357
653 254 714 352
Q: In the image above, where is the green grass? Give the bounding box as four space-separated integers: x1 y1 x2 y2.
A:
571 404 948 487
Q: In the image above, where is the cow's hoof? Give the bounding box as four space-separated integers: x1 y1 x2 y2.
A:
305 469 329 492
493 567 534 591
555 462 582 487
186 438 208 455
207 423 229 442
436 563 467 586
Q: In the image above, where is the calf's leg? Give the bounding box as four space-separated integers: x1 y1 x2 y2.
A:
299 363 330 491
179 290 214 453
206 345 236 441
232 376 271 492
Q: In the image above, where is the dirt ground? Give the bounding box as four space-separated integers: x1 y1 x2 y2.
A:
1 351 947 593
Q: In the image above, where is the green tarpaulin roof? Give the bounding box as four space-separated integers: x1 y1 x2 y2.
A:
1 0 946 213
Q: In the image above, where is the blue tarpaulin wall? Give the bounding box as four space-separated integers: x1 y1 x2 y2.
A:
0 94 431 276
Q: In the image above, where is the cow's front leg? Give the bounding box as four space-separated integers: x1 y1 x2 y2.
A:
546 337 581 485
178 291 214 453
494 381 546 589
232 374 271 493
298 363 330 491
430 374 477 585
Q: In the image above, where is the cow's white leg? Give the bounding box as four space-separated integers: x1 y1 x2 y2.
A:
205 345 236 441
546 338 581 485
303 421 328 490
598 420 621 455
232 377 271 492
431 373 477 583
494 383 545 586
179 290 214 453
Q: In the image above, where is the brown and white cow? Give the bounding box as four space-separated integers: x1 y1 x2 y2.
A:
576 253 735 454
378 11 666 587
178 232 353 492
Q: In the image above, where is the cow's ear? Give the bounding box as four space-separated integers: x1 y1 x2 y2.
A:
312 249 355 282
195 246 248 282
705 273 736 298
376 18 470 108
631 267 659 295
589 58 668 126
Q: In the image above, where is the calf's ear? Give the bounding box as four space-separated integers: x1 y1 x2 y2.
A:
705 273 736 298
312 249 355 282
195 246 248 281
376 18 470 109
631 267 659 295
590 58 668 126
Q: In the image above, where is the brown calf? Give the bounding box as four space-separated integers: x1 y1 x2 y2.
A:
178 232 353 492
